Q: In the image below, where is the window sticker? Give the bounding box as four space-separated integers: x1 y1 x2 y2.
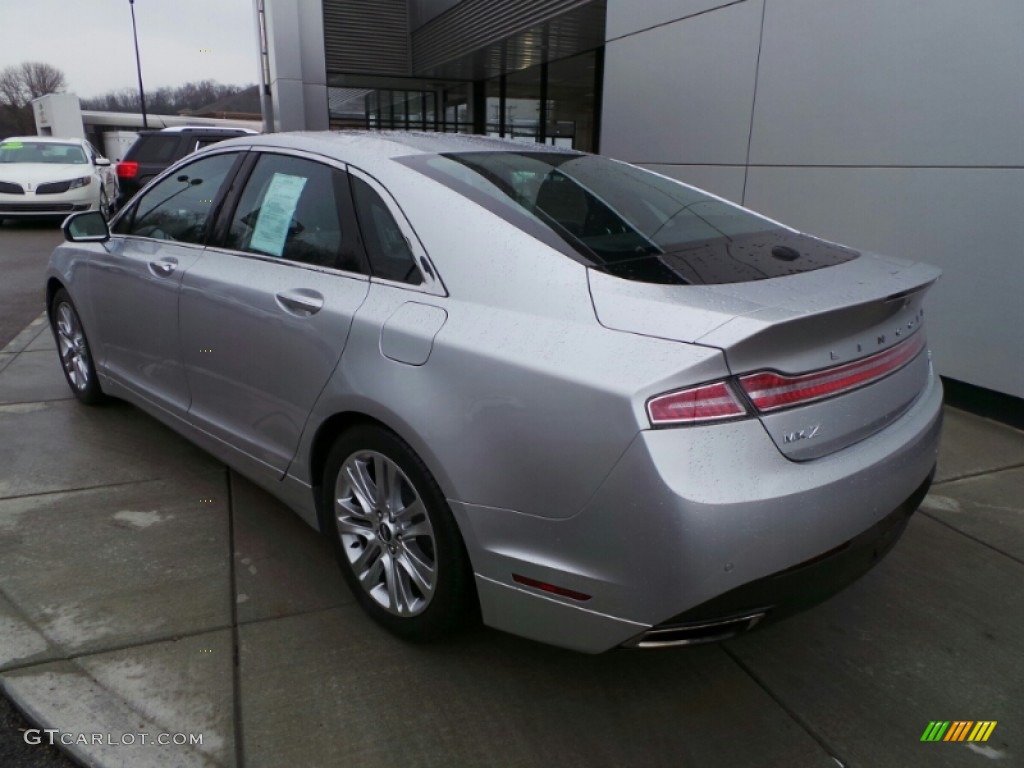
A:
2 142 23 148
249 172 308 257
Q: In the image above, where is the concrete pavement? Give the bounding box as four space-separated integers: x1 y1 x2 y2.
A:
0 315 1021 767
0 221 63 350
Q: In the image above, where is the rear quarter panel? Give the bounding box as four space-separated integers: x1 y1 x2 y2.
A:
294 182 730 519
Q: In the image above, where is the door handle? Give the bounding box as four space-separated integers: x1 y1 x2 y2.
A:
276 289 324 316
149 259 177 277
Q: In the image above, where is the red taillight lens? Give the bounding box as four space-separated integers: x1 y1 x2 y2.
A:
116 161 138 178
647 381 747 426
740 332 926 413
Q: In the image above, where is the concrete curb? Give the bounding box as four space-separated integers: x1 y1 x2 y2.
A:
0 312 48 356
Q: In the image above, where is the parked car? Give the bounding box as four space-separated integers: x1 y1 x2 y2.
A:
115 125 258 207
45 132 942 652
0 136 117 223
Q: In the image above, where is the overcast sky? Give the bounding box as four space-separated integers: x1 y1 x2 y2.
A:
2 0 260 98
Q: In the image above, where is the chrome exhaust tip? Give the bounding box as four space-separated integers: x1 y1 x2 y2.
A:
623 611 768 649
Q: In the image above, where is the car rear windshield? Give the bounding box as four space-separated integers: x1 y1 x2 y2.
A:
398 151 858 284
128 134 181 163
0 141 87 164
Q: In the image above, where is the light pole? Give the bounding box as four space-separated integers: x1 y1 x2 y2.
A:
129 0 148 128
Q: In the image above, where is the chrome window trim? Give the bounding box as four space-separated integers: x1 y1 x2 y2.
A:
345 163 447 298
218 146 370 279
112 145 447 296
108 234 211 253
200 243 371 282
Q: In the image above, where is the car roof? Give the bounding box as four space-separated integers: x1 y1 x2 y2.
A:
213 130 581 164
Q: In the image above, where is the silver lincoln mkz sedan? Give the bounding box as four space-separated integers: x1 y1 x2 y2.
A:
46 132 942 652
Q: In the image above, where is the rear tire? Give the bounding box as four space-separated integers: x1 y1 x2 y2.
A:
50 288 105 405
322 425 475 641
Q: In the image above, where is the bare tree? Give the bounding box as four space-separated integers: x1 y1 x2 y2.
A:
81 80 254 115
0 61 67 138
0 61 66 108
0 69 25 108
21 62 67 100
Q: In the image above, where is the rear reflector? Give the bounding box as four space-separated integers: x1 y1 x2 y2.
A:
116 161 138 178
740 332 926 413
647 381 747 426
512 574 591 601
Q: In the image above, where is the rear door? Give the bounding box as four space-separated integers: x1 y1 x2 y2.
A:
179 149 370 473
91 149 245 418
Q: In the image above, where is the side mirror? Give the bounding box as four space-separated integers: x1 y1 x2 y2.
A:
95 157 111 167
63 211 110 243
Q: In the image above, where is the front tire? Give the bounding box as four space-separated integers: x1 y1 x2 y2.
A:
322 425 475 641
50 288 105 405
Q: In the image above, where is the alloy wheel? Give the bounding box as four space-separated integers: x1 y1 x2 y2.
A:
55 302 91 392
334 450 437 616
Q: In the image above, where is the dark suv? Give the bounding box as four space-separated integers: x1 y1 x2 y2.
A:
115 126 257 207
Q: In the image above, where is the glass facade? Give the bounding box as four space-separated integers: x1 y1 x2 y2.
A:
325 4 604 151
329 83 476 133
478 50 600 151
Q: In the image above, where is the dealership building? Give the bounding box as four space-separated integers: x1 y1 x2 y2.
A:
256 0 1022 398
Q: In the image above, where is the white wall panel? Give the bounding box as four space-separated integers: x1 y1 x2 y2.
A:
264 0 328 132
606 0 746 40
297 0 328 88
301 84 329 130
639 164 746 203
744 166 1024 397
264 0 303 81
749 0 1024 166
601 0 763 165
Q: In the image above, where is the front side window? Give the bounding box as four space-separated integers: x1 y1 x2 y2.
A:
226 153 350 270
350 177 422 285
124 152 238 243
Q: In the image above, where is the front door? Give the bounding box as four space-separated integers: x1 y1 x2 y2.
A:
179 151 370 473
92 151 243 417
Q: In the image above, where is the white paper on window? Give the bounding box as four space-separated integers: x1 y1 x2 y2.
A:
249 172 308 256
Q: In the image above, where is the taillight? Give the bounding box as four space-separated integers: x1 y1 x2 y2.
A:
647 333 927 428
647 381 748 426
116 161 138 178
739 332 926 413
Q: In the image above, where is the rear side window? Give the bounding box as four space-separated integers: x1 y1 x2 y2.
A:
350 177 422 285
122 152 238 243
226 153 357 271
399 152 859 285
129 135 181 163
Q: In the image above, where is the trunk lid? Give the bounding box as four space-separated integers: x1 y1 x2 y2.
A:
589 251 941 459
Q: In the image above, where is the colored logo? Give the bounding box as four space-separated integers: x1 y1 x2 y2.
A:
921 721 997 742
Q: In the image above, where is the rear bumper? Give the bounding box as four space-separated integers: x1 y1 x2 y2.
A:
621 466 932 648
456 362 943 653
